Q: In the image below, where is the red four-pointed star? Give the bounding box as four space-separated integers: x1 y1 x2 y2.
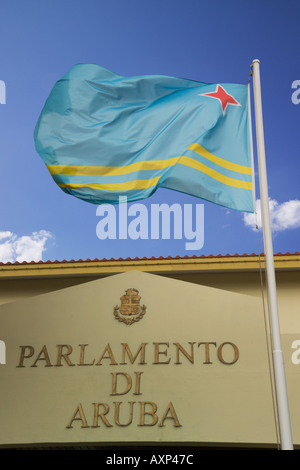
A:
200 85 241 115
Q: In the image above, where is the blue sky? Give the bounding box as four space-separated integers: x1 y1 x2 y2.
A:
0 0 299 263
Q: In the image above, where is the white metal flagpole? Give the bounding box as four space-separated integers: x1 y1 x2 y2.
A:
251 59 293 450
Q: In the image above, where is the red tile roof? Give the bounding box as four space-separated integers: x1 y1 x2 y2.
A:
0 252 299 266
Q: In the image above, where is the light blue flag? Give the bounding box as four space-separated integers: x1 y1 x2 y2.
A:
34 64 254 212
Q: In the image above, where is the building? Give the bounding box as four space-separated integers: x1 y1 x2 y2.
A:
0 252 299 450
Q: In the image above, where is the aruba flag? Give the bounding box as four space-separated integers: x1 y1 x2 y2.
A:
34 64 254 213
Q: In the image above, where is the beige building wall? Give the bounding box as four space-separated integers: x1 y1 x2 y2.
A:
0 254 299 448
0 254 299 336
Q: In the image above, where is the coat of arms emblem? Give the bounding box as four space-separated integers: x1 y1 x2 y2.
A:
113 288 146 325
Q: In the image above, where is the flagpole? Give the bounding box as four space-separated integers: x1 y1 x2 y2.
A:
251 59 293 450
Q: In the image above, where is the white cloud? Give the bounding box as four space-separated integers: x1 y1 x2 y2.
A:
0 231 13 241
243 199 300 232
0 230 53 263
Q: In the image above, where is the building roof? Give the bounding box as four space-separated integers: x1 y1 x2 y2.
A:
0 252 299 279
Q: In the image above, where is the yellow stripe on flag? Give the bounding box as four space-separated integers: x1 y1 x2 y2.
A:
51 143 252 192
58 177 161 192
178 156 252 190
48 158 179 177
187 143 252 175
47 144 251 178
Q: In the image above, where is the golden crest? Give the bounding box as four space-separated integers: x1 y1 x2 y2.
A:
113 288 146 325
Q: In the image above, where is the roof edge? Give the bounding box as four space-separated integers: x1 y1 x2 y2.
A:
0 252 299 279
